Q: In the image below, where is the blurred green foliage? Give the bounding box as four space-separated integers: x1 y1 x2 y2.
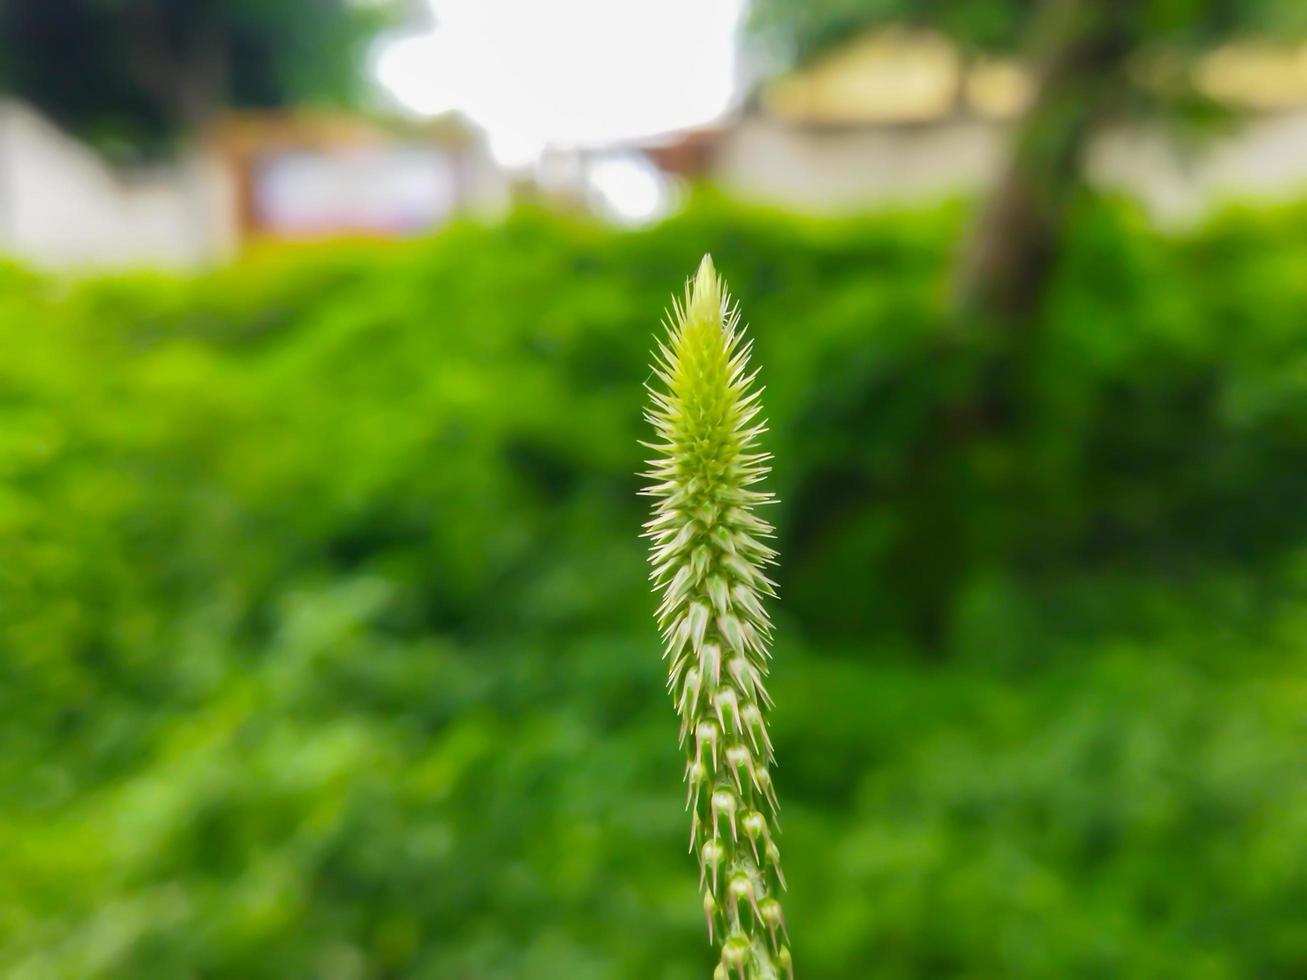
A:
5 197 1307 977
749 0 1307 63
0 0 392 159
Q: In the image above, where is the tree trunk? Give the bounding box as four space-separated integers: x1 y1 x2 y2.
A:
901 0 1137 655
954 0 1134 324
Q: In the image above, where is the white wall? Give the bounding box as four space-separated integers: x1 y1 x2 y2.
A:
0 101 238 270
713 109 1307 226
713 115 1005 212
1091 108 1307 224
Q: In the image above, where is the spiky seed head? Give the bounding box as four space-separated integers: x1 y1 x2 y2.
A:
728 872 756 910
702 839 726 866
722 935 750 968
643 255 791 978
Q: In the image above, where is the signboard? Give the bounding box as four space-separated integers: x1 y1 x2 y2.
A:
252 145 459 236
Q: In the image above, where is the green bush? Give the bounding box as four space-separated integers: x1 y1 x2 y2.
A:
5 195 1307 977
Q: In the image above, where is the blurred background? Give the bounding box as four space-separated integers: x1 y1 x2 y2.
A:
5 1 1307 977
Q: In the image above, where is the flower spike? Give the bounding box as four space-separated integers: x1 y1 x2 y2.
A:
642 255 791 978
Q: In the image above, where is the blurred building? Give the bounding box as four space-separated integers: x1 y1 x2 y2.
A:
0 101 506 270
8 30 1307 269
694 31 1307 225
214 113 508 247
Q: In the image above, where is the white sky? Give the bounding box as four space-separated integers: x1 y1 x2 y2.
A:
374 0 749 167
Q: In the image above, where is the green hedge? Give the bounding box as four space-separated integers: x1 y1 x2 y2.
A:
5 196 1307 977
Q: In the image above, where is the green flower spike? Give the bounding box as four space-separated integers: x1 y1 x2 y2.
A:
642 255 792 980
